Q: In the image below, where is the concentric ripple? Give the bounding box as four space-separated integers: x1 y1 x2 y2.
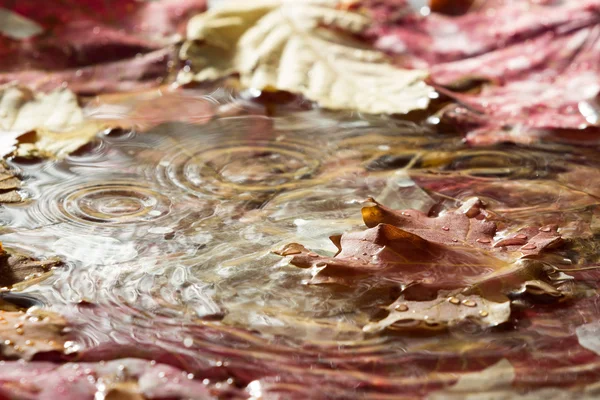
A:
60 183 170 225
30 180 171 230
159 138 322 198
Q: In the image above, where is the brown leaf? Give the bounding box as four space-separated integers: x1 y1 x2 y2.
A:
0 161 21 204
0 307 67 360
363 293 510 333
0 245 61 288
276 223 507 292
363 197 562 257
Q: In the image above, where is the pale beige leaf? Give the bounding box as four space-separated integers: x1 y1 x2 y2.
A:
180 0 433 114
0 85 84 131
363 294 510 333
0 85 109 159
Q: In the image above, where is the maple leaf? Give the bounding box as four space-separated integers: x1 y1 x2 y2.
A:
179 0 433 114
277 197 567 332
363 197 563 256
0 85 111 159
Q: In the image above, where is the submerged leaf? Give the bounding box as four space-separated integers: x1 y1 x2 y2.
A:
427 359 515 399
180 0 433 114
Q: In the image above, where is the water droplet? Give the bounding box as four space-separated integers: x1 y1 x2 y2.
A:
183 337 193 348
462 299 476 307
394 304 409 312
442 226 450 231
401 212 411 217
307 252 319 257
539 226 552 232
479 310 489 317
515 234 527 240
448 297 460 305
522 243 537 250
476 238 491 244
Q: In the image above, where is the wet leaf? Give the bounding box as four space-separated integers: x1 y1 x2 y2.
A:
0 358 213 399
363 197 563 256
363 293 510 333
0 161 21 204
180 0 433 114
0 245 61 288
276 223 506 291
278 198 564 292
0 85 109 158
363 0 600 144
0 307 67 360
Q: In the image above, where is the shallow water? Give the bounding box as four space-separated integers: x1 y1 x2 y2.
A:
2 88 600 398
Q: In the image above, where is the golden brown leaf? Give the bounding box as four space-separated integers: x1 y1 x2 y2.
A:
0 307 67 360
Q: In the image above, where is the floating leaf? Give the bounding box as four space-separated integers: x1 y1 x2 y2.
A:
0 161 21 203
0 244 61 288
363 293 510 333
180 0 433 114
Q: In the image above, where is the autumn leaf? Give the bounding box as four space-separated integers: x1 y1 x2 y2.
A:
278 197 563 290
276 223 507 292
0 307 67 360
362 0 600 144
0 161 21 203
0 85 110 159
0 0 207 94
362 293 510 333
0 245 61 288
179 0 433 114
277 196 570 333
363 197 563 256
